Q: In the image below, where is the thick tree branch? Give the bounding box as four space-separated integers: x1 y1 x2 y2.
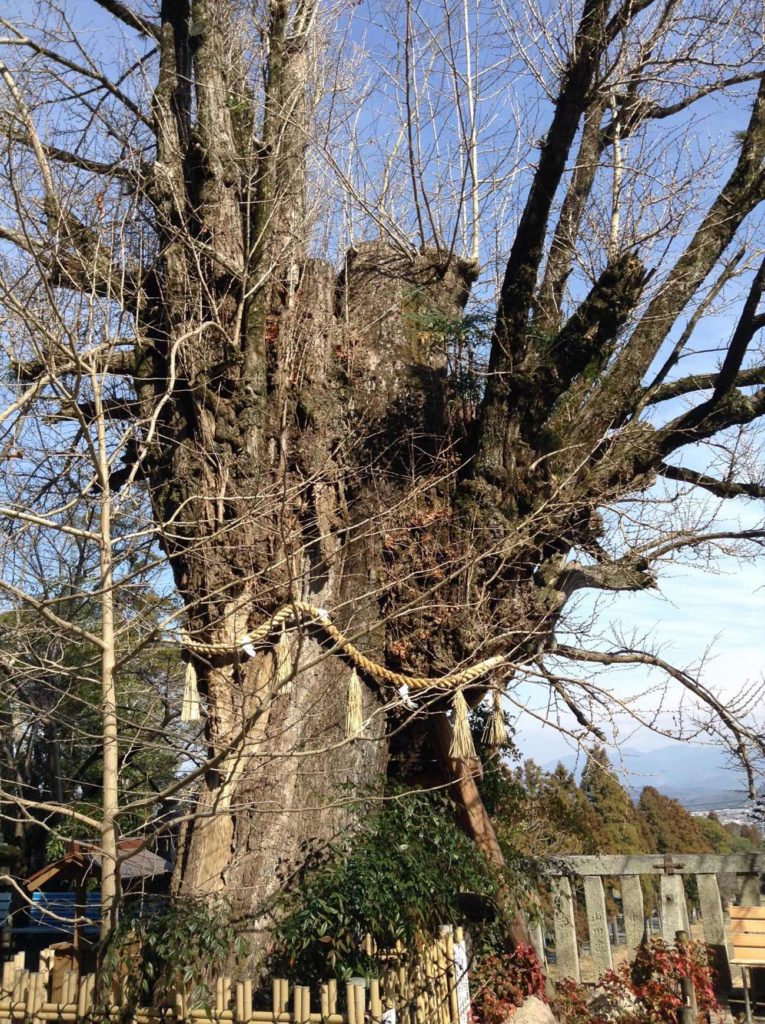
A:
578 78 765 440
535 100 606 329
91 0 161 40
659 463 765 500
708 258 765 399
535 0 671 331
476 0 612 480
647 365 765 404
639 247 747 405
605 71 765 140
552 557 656 595
536 253 648 434
655 386 765 458
14 350 139 382
49 398 139 423
0 223 33 253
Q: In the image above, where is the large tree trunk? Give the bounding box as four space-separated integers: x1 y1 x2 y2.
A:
157 239 480 940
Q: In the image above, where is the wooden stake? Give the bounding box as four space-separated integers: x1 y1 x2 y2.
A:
346 983 357 1024
353 983 365 1024
320 984 329 1019
370 978 382 1024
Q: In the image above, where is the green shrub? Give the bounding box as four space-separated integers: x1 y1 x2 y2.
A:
101 896 246 1010
267 788 529 984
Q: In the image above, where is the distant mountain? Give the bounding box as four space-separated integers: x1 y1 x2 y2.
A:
543 743 751 812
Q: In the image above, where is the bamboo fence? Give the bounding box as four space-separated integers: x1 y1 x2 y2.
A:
0 928 470 1024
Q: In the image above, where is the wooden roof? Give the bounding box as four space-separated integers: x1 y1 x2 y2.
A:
25 840 171 891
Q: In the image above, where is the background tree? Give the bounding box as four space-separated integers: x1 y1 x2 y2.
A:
0 0 764 956
580 747 651 854
637 787 714 856
0 599 188 876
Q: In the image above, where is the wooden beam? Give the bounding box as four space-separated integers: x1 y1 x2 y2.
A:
696 873 732 999
583 876 613 979
619 874 645 961
551 854 765 877
552 876 580 983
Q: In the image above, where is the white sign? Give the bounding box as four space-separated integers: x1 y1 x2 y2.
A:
453 939 470 1024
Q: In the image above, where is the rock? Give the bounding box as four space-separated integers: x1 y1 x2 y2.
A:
508 995 559 1023
587 984 640 1022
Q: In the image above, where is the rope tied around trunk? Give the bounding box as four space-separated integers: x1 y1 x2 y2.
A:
181 601 510 757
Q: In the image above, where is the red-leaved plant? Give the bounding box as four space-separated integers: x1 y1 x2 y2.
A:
470 943 547 1024
552 937 722 1024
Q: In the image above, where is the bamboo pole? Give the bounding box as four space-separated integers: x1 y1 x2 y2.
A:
292 983 301 1024
320 984 329 1019
279 979 290 1016
435 937 450 1024
345 983 357 1024
370 978 381 1024
0 1010 348 1024
11 969 25 1005
272 977 280 1019
353 982 365 1024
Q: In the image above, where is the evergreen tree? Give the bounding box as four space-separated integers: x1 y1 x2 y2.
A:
696 813 736 854
580 747 649 854
490 759 601 857
637 787 713 854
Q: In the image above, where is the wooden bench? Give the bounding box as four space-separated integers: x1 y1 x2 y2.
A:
730 906 765 1023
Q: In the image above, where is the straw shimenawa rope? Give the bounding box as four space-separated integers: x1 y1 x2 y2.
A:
184 600 507 692
182 601 509 756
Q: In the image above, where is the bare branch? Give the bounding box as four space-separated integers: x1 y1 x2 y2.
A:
555 643 762 795
659 463 765 500
91 0 161 40
647 364 765 404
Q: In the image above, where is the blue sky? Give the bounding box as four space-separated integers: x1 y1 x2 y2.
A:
515 540 765 773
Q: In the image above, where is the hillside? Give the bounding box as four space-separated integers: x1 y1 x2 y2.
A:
545 743 751 811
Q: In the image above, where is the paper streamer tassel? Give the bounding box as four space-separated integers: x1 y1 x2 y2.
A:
274 623 293 692
483 688 508 749
181 660 201 723
449 689 477 761
345 666 364 739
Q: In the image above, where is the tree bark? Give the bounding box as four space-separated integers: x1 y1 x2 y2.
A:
164 243 480 946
